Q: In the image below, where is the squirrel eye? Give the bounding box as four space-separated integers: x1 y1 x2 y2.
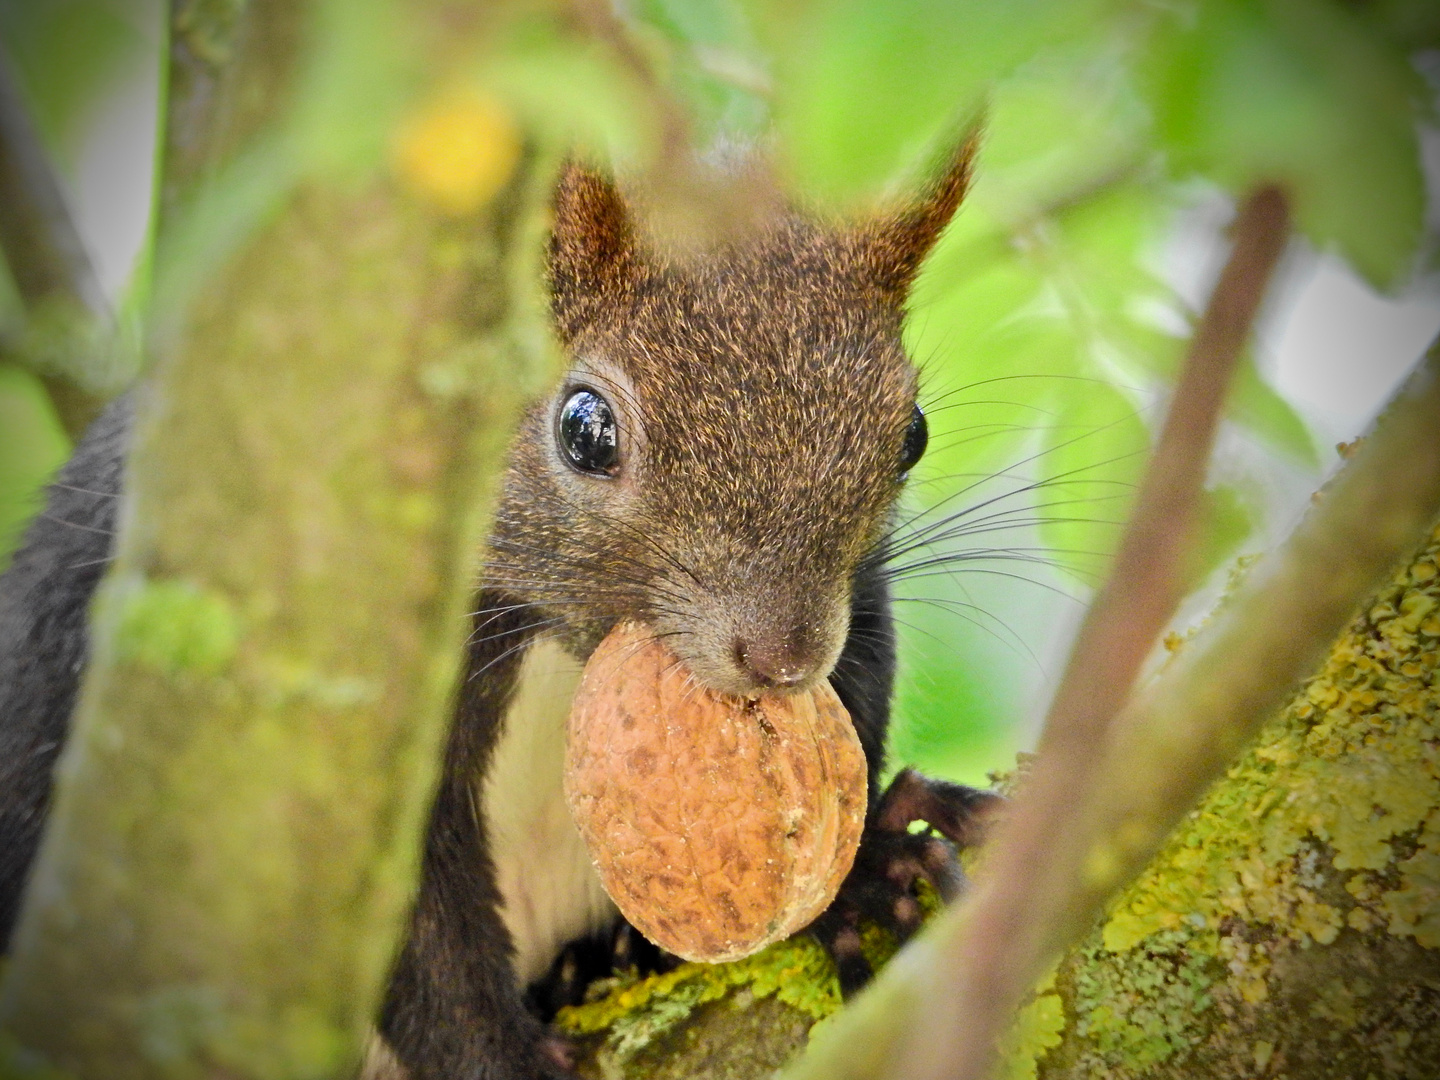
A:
899 404 928 476
557 388 620 476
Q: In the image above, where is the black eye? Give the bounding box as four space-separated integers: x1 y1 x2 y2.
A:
557 389 620 475
899 404 927 476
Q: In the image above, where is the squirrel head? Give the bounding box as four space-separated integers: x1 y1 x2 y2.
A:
486 134 978 697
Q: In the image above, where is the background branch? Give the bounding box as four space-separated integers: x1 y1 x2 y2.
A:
0 49 108 322
908 184 1291 1080
786 192 1440 1080
0 46 111 434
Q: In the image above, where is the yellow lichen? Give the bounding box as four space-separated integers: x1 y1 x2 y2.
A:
1382 813 1440 947
1069 928 1219 1071
1099 521 1440 994
1253 1039 1274 1071
554 934 844 1062
997 987 1066 1080
1307 979 1361 1030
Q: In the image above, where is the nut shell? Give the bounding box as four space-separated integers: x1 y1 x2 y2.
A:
564 622 866 963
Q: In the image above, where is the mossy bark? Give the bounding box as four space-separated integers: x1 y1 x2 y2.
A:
0 1 555 1077
1031 521 1440 1080
560 523 1440 1080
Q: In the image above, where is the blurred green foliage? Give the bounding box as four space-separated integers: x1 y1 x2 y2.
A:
101 575 240 677
0 0 148 171
1141 0 1426 289
0 364 69 573
0 0 1434 784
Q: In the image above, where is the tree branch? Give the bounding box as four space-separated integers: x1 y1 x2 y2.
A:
892 185 1289 1080
0 1 554 1074
785 194 1440 1080
0 48 109 321
0 45 112 433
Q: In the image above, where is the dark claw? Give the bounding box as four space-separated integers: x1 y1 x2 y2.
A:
873 767 1004 849
810 768 1002 997
809 914 871 993
539 1032 580 1075
610 919 678 977
527 916 680 1022
527 936 610 1019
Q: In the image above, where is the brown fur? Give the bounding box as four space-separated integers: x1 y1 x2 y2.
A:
849 127 982 298
377 140 987 1078
488 131 978 697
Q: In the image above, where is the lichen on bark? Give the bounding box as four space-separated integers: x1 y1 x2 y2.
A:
1032 519 1440 1080
558 910 910 1077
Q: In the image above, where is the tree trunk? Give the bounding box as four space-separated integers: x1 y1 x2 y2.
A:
560 518 1440 1080
0 1 555 1077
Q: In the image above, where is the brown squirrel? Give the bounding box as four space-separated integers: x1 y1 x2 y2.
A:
0 137 999 1080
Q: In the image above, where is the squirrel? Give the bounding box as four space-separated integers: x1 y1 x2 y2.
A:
0 137 1000 1080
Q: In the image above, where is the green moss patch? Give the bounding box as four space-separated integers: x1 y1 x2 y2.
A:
556 934 844 1065
1103 524 1440 980
102 575 241 678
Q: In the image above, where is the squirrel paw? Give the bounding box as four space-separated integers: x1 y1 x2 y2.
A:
527 919 679 1021
810 768 1003 996
537 1032 583 1078
527 921 680 1077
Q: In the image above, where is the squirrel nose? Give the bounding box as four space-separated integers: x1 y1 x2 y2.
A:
731 636 812 691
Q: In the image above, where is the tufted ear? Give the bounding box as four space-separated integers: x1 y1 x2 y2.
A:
850 125 981 301
547 162 638 343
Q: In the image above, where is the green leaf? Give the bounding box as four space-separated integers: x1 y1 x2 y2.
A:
1049 180 1173 320
758 0 1121 201
889 615 1016 788
0 0 144 168
1187 483 1256 588
0 363 70 571
1228 354 1320 468
978 42 1152 216
1141 0 1425 290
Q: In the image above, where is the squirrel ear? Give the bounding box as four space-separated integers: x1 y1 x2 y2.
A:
548 162 637 341
852 125 981 300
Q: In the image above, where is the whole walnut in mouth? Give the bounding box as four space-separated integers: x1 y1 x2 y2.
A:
564 622 867 963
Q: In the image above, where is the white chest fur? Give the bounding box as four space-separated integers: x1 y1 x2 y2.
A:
479 637 616 986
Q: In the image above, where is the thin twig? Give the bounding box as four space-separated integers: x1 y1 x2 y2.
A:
896 185 1291 1080
0 45 113 433
0 47 108 320
949 188 1289 1073
790 342 1440 1080
784 187 1303 1080
1044 187 1291 757
1067 339 1440 922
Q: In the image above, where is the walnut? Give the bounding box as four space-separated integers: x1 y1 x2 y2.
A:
564 622 867 963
